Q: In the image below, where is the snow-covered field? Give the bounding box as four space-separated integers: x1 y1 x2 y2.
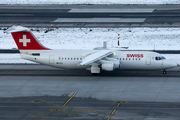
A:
0 27 180 64
1 0 180 4
0 54 35 64
1 27 180 50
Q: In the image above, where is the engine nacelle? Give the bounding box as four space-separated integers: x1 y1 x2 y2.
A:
102 63 115 71
103 57 120 68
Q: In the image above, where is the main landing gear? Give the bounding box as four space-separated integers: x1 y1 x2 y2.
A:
163 70 166 74
91 63 100 75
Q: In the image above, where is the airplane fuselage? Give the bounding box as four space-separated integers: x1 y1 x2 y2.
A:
20 49 176 71
6 26 177 75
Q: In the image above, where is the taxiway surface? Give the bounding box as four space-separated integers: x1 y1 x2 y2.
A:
0 4 180 27
0 64 180 77
0 64 180 120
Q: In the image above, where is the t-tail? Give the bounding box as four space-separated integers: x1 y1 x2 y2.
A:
5 26 50 52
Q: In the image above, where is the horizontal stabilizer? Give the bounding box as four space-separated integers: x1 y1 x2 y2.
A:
5 26 29 33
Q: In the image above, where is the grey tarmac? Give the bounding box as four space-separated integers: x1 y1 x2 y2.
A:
0 64 180 120
0 4 180 28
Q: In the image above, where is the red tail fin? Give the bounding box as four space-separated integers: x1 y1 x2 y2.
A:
11 31 50 50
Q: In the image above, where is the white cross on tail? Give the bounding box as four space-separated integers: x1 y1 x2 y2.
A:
19 35 30 46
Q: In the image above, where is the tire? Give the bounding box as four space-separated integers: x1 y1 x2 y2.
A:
163 71 166 74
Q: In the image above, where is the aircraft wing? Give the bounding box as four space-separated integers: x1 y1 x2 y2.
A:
77 50 113 66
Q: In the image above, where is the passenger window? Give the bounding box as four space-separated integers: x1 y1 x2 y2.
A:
71 58 72 60
68 58 69 60
139 58 140 60
133 58 134 60
80 58 82 60
136 58 137 60
120 58 121 60
123 58 124 60
62 58 63 60
65 58 66 60
77 58 79 60
129 58 131 60
126 58 127 60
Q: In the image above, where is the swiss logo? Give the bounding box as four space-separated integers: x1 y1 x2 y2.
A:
19 35 30 47
127 54 144 58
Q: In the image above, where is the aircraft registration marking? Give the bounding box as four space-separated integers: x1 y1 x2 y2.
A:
56 62 63 64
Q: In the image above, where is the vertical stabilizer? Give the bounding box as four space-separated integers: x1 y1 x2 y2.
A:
6 26 50 50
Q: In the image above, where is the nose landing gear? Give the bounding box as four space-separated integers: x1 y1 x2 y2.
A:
163 70 166 74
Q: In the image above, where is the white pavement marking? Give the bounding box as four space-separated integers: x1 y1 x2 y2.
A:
54 18 92 22
68 9 154 13
54 18 146 23
119 18 146 22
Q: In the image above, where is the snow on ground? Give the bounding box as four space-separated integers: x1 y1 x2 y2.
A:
1 27 180 64
1 0 180 4
0 54 36 64
1 27 180 50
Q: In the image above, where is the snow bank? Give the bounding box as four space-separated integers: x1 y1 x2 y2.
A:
1 0 180 4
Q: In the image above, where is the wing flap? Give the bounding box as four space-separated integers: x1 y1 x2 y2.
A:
77 50 113 66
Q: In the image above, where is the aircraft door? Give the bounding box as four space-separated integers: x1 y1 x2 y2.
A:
146 56 151 65
49 56 54 64
161 59 164 68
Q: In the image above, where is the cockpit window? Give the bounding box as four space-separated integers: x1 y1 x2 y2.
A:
155 56 166 60
162 56 166 59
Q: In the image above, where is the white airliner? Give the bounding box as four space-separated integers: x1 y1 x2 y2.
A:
5 26 177 75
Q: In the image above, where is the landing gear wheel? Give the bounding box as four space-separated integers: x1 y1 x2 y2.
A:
163 70 166 74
